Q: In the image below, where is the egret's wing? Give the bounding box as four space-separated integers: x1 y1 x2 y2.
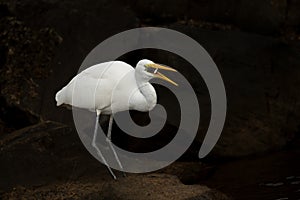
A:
80 61 134 80
58 61 134 111
66 75 112 110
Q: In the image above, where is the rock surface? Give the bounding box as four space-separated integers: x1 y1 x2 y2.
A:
134 24 300 158
0 0 299 199
100 174 229 200
0 0 138 125
1 175 230 200
1 182 103 200
1 0 299 160
122 0 300 35
0 121 112 190
159 162 215 185
0 121 229 199
0 6 62 132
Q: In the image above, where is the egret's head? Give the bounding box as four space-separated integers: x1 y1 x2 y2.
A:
135 59 178 86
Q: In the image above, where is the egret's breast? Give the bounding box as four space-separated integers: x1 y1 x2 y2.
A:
110 71 144 113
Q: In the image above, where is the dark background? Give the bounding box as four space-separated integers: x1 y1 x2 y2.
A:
0 0 299 199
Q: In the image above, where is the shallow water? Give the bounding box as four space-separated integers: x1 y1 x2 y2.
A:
201 144 300 200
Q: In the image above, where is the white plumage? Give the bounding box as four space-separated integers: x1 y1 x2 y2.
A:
55 59 177 179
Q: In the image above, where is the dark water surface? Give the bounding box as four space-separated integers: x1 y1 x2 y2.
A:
201 143 300 200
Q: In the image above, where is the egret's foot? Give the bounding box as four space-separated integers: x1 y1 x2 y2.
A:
104 164 117 180
111 172 117 180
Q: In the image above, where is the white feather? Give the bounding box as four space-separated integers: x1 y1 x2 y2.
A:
55 60 157 114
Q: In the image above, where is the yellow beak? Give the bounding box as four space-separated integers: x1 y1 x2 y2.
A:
145 63 178 86
155 72 178 86
146 63 177 72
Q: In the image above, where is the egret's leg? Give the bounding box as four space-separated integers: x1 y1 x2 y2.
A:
92 110 116 180
106 115 126 177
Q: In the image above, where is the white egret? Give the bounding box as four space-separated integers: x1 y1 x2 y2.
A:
55 59 178 179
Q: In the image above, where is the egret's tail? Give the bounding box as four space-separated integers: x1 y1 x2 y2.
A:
55 88 65 106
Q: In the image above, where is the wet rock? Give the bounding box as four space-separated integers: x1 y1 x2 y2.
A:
100 174 230 200
200 145 300 199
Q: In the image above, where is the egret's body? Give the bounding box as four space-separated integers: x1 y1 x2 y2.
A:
55 59 177 179
56 61 157 113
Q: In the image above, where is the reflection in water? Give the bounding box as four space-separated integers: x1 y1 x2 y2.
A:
200 140 300 200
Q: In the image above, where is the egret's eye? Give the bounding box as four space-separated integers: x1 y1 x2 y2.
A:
145 66 157 74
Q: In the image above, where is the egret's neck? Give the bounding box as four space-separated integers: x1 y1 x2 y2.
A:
135 74 157 111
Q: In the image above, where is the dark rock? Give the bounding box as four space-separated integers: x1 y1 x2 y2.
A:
286 0 300 29
0 16 62 128
0 96 38 134
1 0 298 160
1 174 230 200
0 45 7 68
195 0 287 35
186 190 231 200
159 162 216 185
141 24 300 158
0 4 11 19
0 121 230 199
1 182 103 200
112 111 184 154
233 0 286 34
123 0 287 35
100 174 230 200
2 0 139 124
122 0 188 24
0 121 112 190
